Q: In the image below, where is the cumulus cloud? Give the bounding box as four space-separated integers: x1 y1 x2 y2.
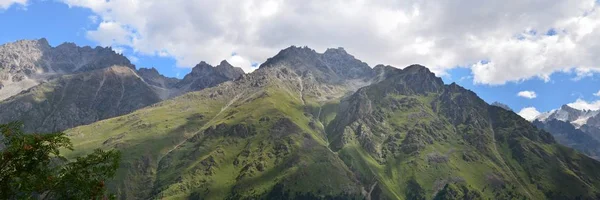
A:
62 0 600 78
594 90 600 97
518 107 541 121
567 98 600 110
0 0 27 9
517 91 537 99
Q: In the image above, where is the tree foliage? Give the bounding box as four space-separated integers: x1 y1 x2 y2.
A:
0 122 121 199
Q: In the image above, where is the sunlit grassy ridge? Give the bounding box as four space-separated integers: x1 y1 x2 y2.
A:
64 67 366 199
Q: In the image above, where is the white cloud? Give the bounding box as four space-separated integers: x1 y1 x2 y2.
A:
61 0 600 78
594 90 600 97
86 21 132 47
567 98 600 111
226 54 257 73
518 107 542 121
0 0 27 10
517 90 537 99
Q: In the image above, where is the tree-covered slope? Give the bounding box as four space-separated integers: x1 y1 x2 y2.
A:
63 47 600 199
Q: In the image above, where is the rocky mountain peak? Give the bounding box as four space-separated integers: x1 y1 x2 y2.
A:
260 45 373 83
323 47 348 56
280 45 318 56
215 60 245 80
536 104 600 128
138 67 160 75
372 64 401 82
218 60 233 68
560 104 578 112
6 38 51 50
137 67 180 89
0 38 136 100
56 42 78 49
37 38 50 46
392 64 444 94
404 64 431 73
175 61 243 92
189 61 213 74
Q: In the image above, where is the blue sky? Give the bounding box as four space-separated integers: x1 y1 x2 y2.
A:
1 0 600 116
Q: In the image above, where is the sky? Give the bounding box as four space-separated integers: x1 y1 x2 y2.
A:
1 0 600 119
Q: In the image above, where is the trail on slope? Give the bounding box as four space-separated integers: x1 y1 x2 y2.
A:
316 106 322 121
297 77 306 105
489 128 533 198
216 93 242 117
365 182 378 200
91 72 107 109
160 93 243 160
114 74 125 109
41 79 71 128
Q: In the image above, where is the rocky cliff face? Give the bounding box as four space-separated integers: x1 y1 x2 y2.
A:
61 46 600 199
0 66 162 133
0 38 133 100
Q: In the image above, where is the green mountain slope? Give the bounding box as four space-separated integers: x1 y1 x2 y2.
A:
64 47 600 199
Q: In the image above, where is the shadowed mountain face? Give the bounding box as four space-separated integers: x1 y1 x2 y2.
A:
61 46 600 199
0 66 162 133
0 39 244 133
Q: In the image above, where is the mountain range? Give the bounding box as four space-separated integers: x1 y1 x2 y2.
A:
2 39 600 199
0 39 243 133
531 105 600 160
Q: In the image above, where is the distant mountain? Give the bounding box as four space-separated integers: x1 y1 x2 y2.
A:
173 60 244 96
63 46 600 199
0 39 244 133
536 105 600 128
532 105 600 160
533 119 600 159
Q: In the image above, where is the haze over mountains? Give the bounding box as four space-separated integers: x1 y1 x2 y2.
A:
3 39 600 199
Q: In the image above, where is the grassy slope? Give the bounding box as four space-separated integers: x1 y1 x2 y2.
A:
330 93 509 199
64 73 364 199
326 76 600 199
63 67 600 199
